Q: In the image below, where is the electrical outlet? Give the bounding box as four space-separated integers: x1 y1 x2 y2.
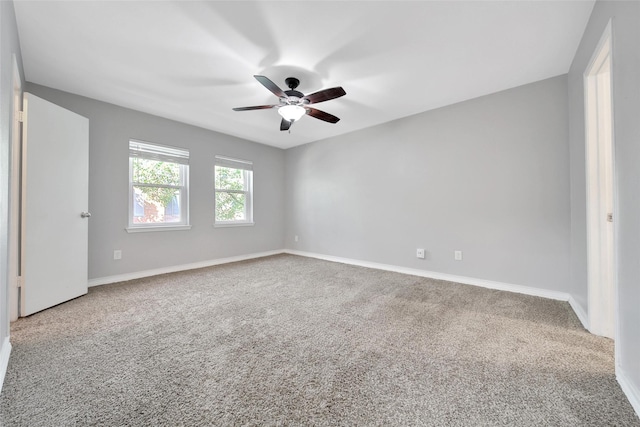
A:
294 235 299 242
416 248 425 259
113 250 122 260
454 250 463 261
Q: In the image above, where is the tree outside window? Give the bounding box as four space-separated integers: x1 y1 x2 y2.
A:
214 156 253 225
128 141 189 229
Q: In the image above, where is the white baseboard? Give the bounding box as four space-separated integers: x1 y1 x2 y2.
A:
284 249 571 302
568 296 589 330
88 250 285 287
90 247 579 321
0 337 12 394
617 367 640 419
88 246 579 304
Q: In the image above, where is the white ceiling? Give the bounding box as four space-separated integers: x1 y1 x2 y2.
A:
14 1 594 149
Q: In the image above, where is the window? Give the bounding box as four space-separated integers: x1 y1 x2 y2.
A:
214 156 253 226
128 140 190 232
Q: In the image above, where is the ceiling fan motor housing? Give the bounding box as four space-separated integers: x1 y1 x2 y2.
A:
284 90 304 100
284 77 304 101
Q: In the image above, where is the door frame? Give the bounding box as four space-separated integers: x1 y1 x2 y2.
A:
8 55 22 322
583 19 618 341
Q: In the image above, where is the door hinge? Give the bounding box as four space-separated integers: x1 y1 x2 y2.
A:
17 110 24 123
16 276 23 288
607 213 613 222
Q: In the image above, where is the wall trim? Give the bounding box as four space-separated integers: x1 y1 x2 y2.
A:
617 367 640 419
90 248 585 332
284 249 571 301
568 296 589 330
88 250 285 287
0 338 12 394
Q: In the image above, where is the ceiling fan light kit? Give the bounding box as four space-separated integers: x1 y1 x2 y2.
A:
233 75 346 132
278 105 306 122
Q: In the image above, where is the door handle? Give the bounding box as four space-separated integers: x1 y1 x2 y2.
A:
80 212 92 218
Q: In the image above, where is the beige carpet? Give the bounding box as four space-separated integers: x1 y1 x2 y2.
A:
0 254 638 426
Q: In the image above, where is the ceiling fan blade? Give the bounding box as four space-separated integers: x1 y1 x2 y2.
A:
232 105 277 111
306 108 340 123
280 118 292 131
303 87 346 104
254 75 287 99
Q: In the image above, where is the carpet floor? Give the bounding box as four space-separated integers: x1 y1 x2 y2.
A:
0 254 638 426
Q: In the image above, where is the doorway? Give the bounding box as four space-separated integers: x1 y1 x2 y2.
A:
584 20 616 339
8 55 22 321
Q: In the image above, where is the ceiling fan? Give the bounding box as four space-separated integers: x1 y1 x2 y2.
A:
233 75 346 131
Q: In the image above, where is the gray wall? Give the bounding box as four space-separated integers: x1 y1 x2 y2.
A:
0 0 24 369
4 0 640 411
25 83 285 280
285 75 570 292
568 0 640 398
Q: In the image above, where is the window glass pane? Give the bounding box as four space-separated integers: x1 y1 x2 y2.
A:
215 166 244 190
215 191 246 221
133 158 181 186
133 186 181 224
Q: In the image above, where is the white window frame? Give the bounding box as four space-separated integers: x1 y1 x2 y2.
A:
214 155 254 227
127 139 191 233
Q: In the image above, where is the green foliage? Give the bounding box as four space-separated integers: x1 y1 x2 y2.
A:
215 166 244 190
215 192 246 221
215 166 246 221
133 158 181 207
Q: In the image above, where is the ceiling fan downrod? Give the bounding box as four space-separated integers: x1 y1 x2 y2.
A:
285 77 300 90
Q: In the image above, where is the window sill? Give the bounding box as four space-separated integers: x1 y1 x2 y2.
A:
214 222 255 228
126 225 192 233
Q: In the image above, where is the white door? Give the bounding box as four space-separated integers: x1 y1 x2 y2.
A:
584 21 616 339
21 93 89 316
